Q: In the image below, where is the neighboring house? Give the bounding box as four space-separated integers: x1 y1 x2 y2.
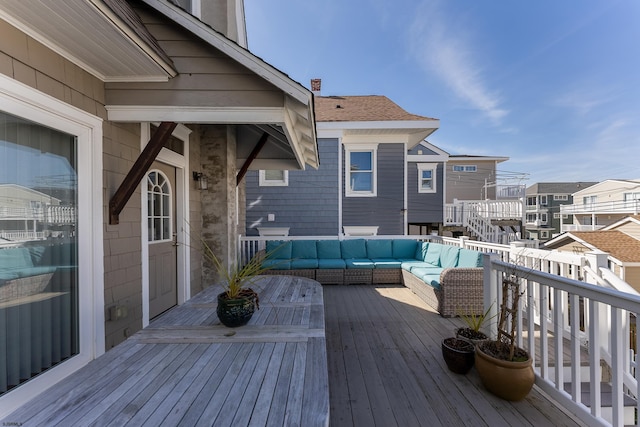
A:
245 83 440 237
446 155 510 202
525 182 597 242
545 225 640 293
0 0 318 416
559 179 640 232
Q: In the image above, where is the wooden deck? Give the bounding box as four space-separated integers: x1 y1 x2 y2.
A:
324 285 586 427
2 278 587 426
2 276 328 427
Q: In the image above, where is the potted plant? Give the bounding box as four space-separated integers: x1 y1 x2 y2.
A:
474 275 535 401
441 337 475 374
201 239 271 327
455 304 494 345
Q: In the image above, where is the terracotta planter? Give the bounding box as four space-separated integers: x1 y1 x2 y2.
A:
441 337 475 374
216 289 258 327
475 342 534 401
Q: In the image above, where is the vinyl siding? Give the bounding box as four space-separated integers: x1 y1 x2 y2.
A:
408 162 444 224
105 4 282 108
245 138 339 236
342 144 405 235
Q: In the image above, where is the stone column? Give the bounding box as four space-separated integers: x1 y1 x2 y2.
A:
200 125 238 286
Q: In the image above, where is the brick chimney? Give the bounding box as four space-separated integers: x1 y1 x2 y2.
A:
310 79 321 96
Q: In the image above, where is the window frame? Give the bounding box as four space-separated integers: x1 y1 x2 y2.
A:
259 170 289 187
417 163 437 194
452 164 477 172
345 144 378 197
0 73 104 413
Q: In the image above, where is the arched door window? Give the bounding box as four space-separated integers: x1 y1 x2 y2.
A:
147 170 172 242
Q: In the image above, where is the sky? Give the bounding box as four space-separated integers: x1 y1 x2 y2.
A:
244 0 640 187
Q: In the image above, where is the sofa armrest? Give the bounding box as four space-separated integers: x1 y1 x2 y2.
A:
438 268 484 317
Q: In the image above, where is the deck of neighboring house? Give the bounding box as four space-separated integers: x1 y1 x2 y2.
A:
2 278 585 426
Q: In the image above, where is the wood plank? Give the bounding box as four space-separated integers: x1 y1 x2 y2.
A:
132 325 324 343
323 285 585 427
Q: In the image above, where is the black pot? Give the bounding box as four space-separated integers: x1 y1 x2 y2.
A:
216 289 258 327
442 337 475 374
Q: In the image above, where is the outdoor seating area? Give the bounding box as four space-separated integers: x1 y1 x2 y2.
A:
261 238 485 316
1 276 586 427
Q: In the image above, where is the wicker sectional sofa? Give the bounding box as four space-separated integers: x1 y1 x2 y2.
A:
260 238 485 317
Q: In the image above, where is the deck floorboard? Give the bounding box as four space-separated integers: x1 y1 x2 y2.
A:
324 285 586 427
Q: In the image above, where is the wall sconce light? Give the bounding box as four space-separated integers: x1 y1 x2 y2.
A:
193 171 208 190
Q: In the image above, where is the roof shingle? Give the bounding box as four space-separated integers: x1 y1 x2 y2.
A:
571 230 640 262
314 95 437 122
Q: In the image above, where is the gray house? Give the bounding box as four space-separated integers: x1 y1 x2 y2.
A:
0 0 318 415
245 83 441 237
526 182 597 241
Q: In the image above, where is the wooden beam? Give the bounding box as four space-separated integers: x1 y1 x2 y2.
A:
236 132 269 186
109 122 177 224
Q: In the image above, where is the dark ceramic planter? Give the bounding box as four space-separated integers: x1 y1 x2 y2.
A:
216 289 258 327
441 337 475 374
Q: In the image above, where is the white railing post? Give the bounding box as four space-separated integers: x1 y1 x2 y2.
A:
483 253 499 339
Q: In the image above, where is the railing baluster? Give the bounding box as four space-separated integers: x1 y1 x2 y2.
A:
570 292 581 404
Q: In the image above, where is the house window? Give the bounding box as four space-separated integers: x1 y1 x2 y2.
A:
540 213 548 224
554 194 568 201
345 145 377 197
624 192 640 208
583 195 597 208
526 213 537 223
259 170 288 186
147 171 172 242
539 195 548 206
452 165 477 172
540 230 549 239
417 163 437 193
526 197 537 207
0 74 102 409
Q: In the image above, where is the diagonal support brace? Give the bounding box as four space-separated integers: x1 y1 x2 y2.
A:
109 122 177 224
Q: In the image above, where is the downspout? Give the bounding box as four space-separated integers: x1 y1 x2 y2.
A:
403 143 408 235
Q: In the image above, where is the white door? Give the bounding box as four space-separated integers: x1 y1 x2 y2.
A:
147 162 177 319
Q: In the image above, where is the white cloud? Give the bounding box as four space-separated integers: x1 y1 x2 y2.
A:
408 1 508 125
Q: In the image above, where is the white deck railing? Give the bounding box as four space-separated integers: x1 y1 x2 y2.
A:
560 199 640 215
486 254 640 426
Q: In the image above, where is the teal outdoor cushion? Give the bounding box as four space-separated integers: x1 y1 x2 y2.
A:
440 246 460 268
366 239 392 259
372 259 402 269
420 273 442 290
415 242 429 260
400 260 438 271
341 239 367 259
292 240 317 259
458 249 483 267
344 259 375 269
424 243 442 266
262 259 291 270
392 240 418 259
291 259 319 269
317 240 341 259
318 258 346 269
265 240 293 260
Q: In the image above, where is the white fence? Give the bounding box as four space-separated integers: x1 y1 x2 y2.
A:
486 254 640 426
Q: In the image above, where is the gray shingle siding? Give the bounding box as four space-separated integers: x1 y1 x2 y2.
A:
407 162 443 224
244 138 339 236
342 144 405 235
